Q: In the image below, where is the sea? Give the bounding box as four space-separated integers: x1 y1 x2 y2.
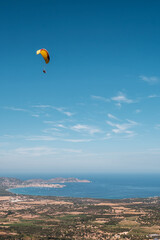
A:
6 173 160 199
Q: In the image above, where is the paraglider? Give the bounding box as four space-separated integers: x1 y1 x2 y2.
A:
36 49 50 73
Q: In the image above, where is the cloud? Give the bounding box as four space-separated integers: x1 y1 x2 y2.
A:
24 132 93 143
43 122 68 134
111 92 133 104
126 119 138 125
44 121 56 124
15 147 56 156
56 124 66 128
54 107 74 117
108 113 119 120
148 94 159 98
3 106 28 112
139 75 159 84
91 95 110 102
135 109 141 114
31 114 40 118
63 111 73 117
25 135 56 141
42 128 62 134
13 146 82 157
115 102 122 108
71 124 101 135
44 122 67 128
1 134 16 139
33 105 74 117
102 133 112 140
106 119 138 136
64 138 92 143
61 148 82 153
91 92 134 107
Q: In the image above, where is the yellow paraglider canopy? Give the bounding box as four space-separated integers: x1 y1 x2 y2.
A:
36 49 50 64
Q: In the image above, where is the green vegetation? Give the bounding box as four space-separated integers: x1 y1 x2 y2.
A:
0 179 160 239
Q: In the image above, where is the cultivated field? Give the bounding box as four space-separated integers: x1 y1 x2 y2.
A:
0 194 160 239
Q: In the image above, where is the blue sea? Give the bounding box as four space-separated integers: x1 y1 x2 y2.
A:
6 173 160 199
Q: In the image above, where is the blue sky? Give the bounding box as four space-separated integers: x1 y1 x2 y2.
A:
1 0 160 173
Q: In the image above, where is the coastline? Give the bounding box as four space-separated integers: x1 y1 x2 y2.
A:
4 177 91 198
2 175 160 200
7 183 66 190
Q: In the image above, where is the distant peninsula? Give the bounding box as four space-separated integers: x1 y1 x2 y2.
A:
0 177 91 194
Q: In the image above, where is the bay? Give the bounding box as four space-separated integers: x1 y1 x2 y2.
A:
8 173 160 199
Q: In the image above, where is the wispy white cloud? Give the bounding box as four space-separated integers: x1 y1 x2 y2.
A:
111 92 133 104
102 133 112 140
108 113 119 120
44 121 67 128
32 105 50 109
63 111 73 117
0 134 31 140
91 95 110 102
54 107 74 117
25 135 56 141
0 146 82 158
3 106 28 112
1 134 16 139
91 92 134 106
31 114 40 118
61 148 82 153
106 133 111 137
42 128 61 134
13 147 82 157
106 119 138 136
126 119 138 125
32 105 74 117
0 134 57 142
139 75 159 84
2 133 93 143
64 138 92 143
43 122 67 135
44 121 56 124
148 94 159 98
71 124 101 135
56 124 67 128
15 147 56 156
135 109 141 114
115 102 122 108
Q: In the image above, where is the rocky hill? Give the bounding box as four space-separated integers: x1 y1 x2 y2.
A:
24 177 90 184
0 177 23 188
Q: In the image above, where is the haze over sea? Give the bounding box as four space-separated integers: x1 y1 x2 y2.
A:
6 173 160 199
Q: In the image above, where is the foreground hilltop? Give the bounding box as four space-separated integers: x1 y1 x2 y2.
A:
0 194 160 239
